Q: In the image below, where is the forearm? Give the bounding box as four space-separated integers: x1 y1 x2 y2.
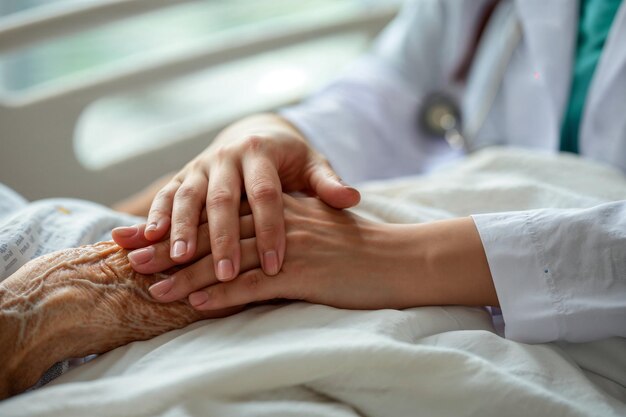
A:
386 217 498 308
216 112 311 148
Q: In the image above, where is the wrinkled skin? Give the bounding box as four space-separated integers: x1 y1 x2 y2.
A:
0 241 241 399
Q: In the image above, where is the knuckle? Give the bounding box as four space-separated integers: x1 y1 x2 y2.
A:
213 146 231 161
317 156 332 169
207 189 236 209
212 232 235 250
249 181 280 204
187 157 208 171
155 187 175 201
318 156 338 175
149 208 169 219
242 135 266 153
257 221 279 238
171 215 195 229
175 185 200 201
323 169 337 180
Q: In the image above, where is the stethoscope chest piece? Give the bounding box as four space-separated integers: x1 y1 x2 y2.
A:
419 92 466 151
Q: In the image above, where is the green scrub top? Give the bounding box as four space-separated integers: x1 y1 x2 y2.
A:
559 0 623 154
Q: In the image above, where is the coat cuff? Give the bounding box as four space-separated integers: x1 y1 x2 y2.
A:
471 212 561 343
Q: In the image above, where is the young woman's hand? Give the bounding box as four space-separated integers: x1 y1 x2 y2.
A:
113 195 498 311
140 113 360 283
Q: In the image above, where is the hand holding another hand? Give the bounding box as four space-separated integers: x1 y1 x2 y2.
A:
140 113 360 282
113 195 499 312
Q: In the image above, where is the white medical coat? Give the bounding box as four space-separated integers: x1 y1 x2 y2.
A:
280 0 626 343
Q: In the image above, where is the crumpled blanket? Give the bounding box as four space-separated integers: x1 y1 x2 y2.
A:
2 147 625 417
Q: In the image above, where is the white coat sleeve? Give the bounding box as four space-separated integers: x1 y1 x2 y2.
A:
472 201 626 343
279 0 488 183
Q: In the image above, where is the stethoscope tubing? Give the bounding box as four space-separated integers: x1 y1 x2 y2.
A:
420 6 522 154
463 17 523 150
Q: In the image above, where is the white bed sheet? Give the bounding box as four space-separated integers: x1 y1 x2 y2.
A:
2 147 625 417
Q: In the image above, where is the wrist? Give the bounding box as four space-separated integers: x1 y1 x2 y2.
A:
383 218 498 308
217 113 309 146
0 265 82 398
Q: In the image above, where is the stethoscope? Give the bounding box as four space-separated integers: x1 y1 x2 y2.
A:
419 5 523 154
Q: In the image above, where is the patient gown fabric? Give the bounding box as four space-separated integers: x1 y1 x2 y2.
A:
0 183 141 281
0 182 143 386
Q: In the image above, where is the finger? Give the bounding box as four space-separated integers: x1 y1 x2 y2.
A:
169 173 209 263
242 155 285 277
148 237 261 302
206 161 242 282
130 222 214 274
112 224 152 249
128 215 255 274
117 205 254 250
187 268 292 310
199 199 251 223
307 159 360 209
145 180 181 241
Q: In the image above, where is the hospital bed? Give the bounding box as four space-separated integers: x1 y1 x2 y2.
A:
1 147 626 416
1 2 625 416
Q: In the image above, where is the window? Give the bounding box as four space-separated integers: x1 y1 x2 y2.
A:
0 0 400 169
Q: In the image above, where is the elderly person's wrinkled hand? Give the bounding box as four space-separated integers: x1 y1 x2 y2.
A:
0 242 242 399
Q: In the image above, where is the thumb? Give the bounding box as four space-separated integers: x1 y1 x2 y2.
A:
307 159 360 209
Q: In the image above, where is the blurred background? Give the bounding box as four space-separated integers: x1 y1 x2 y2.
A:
0 0 400 205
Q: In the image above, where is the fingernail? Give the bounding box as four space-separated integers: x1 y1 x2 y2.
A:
145 222 158 234
189 291 209 307
113 225 138 238
263 250 279 275
217 259 234 281
128 247 154 265
172 240 187 259
149 278 173 298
